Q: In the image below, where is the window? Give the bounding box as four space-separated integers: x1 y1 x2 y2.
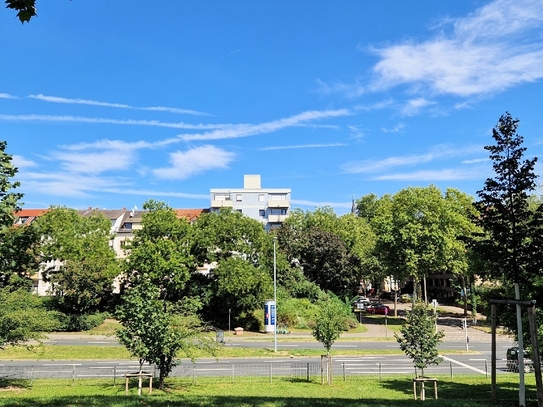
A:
236 209 242 214
258 194 265 202
214 194 231 201
259 209 266 217
124 223 132 230
236 194 242 202
270 194 287 201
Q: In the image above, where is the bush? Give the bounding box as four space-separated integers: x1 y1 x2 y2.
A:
54 312 110 332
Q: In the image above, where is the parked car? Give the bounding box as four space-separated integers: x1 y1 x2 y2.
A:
506 347 534 373
353 297 371 310
365 303 390 315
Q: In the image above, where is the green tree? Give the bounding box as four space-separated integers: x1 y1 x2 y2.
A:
122 200 196 301
210 257 272 328
475 112 539 287
191 208 271 326
365 186 478 304
0 141 22 229
277 208 374 298
192 208 267 266
0 141 40 290
312 295 347 385
36 206 119 315
0 224 41 290
0 287 60 348
474 112 542 392
116 280 215 390
395 303 444 377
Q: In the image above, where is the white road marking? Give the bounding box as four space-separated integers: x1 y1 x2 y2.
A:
441 355 487 374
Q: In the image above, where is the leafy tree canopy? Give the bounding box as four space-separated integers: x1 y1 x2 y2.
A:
475 112 539 285
116 280 216 390
0 141 22 230
312 295 347 355
36 206 119 314
123 200 196 301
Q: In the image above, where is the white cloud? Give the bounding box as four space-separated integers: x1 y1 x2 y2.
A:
381 123 405 133
341 144 480 173
12 155 37 168
0 114 221 130
0 93 16 99
29 94 209 116
20 171 129 198
153 145 235 180
180 109 352 141
401 99 435 116
259 143 346 151
368 0 543 98
291 199 352 209
372 168 482 181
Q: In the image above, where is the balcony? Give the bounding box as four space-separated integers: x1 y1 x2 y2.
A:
267 200 289 208
268 214 288 223
211 200 233 208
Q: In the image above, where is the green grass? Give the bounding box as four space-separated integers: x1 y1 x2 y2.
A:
0 344 406 361
0 375 537 406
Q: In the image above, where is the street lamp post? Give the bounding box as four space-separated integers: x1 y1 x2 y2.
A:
273 237 277 352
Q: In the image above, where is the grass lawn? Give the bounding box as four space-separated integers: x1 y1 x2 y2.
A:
0 375 536 406
0 344 406 360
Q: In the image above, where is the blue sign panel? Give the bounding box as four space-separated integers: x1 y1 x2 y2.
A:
270 304 276 325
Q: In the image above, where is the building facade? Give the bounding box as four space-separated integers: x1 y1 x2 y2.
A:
210 174 291 231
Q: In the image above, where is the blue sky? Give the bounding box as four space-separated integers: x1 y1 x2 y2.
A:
2 0 543 214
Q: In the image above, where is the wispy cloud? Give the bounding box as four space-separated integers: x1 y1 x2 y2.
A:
292 199 353 209
372 168 483 181
368 0 543 98
341 144 481 174
0 93 16 99
321 0 543 109
401 99 435 116
28 94 209 116
0 114 222 129
153 145 235 180
381 123 405 133
180 109 352 141
12 155 37 168
259 143 346 151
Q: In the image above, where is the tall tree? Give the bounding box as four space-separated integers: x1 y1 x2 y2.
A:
37 206 119 315
0 141 22 230
0 141 40 290
365 186 478 304
191 208 272 326
122 200 196 301
118 201 215 389
474 113 541 404
475 112 539 286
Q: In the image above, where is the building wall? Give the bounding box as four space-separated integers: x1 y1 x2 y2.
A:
210 174 291 231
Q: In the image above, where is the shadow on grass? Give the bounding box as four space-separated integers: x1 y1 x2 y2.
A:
0 378 538 407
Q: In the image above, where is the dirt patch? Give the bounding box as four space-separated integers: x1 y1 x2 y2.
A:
0 386 25 392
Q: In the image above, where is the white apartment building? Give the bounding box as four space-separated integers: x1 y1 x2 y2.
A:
210 174 291 231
